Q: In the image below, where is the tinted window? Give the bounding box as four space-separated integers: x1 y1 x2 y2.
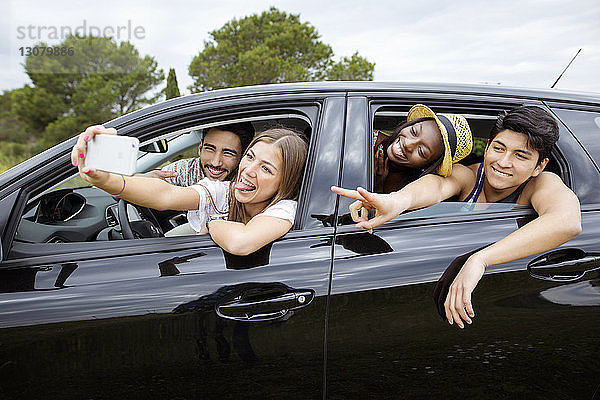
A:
12 114 315 246
553 108 600 168
373 108 496 167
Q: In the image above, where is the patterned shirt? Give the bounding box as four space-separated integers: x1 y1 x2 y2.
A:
161 158 204 187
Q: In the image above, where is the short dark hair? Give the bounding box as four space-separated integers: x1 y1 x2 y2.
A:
204 122 255 151
489 106 559 163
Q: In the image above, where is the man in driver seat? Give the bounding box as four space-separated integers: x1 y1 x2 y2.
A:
143 122 254 236
145 122 255 185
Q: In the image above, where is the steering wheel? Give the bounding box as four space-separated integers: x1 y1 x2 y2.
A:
117 199 164 239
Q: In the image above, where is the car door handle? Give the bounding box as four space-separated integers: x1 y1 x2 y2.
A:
528 248 600 282
216 289 315 322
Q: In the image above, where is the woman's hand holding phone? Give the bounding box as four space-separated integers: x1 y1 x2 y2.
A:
71 126 121 194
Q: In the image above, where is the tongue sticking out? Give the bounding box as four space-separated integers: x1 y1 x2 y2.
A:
235 180 256 191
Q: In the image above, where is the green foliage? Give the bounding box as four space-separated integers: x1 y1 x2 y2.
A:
24 36 164 118
1 36 164 173
164 68 181 99
9 36 163 156
472 137 488 157
0 90 30 144
0 90 14 117
188 7 373 92
327 52 375 81
0 114 29 144
40 115 86 150
11 86 66 132
0 90 35 170
0 141 33 173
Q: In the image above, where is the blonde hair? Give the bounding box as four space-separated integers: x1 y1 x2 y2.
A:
228 128 308 223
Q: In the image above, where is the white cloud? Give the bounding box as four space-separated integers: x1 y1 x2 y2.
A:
1 0 599 94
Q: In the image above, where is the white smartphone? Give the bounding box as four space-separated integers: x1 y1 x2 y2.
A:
85 134 140 176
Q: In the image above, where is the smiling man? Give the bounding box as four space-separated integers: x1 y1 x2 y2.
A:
332 105 582 329
148 122 255 185
150 122 254 237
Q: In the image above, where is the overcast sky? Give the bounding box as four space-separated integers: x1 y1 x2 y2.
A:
2 0 599 95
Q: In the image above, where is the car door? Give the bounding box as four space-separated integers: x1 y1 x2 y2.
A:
326 93 600 399
0 93 345 399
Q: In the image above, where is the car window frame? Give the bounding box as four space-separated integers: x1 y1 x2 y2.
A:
548 105 600 172
337 94 575 229
2 100 327 266
371 98 575 184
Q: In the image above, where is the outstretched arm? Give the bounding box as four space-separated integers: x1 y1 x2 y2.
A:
476 173 581 267
331 164 471 231
445 172 582 328
71 126 199 211
136 169 179 181
207 216 292 256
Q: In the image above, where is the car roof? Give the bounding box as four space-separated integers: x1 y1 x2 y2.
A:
155 81 600 108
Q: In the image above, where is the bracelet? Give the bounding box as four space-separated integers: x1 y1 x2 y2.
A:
206 213 228 232
207 213 228 223
115 175 126 196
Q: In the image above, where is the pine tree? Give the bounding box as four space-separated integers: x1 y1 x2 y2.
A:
164 68 181 99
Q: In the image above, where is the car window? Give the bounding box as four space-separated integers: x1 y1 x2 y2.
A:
11 114 314 247
370 105 500 201
552 107 600 169
373 107 495 167
55 175 92 190
142 116 312 172
336 101 559 228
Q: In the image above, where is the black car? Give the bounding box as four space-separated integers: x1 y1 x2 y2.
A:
1 82 599 399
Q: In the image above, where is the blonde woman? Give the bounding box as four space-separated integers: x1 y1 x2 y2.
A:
72 126 308 256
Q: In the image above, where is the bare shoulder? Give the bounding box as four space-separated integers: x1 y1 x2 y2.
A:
526 171 570 193
467 162 480 175
453 163 477 178
449 163 477 197
526 171 579 211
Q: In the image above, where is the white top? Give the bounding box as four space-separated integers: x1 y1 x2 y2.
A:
187 177 297 233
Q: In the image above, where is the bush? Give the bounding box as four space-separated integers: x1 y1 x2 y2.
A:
0 141 33 173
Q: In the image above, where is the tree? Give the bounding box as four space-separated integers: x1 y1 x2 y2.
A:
0 90 33 172
15 35 164 146
327 52 375 81
24 36 164 114
11 86 66 132
0 90 29 144
164 68 181 99
188 7 374 92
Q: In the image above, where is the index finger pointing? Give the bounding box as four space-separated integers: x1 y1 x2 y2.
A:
331 186 365 202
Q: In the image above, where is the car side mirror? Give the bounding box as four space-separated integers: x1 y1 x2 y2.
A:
139 139 168 153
